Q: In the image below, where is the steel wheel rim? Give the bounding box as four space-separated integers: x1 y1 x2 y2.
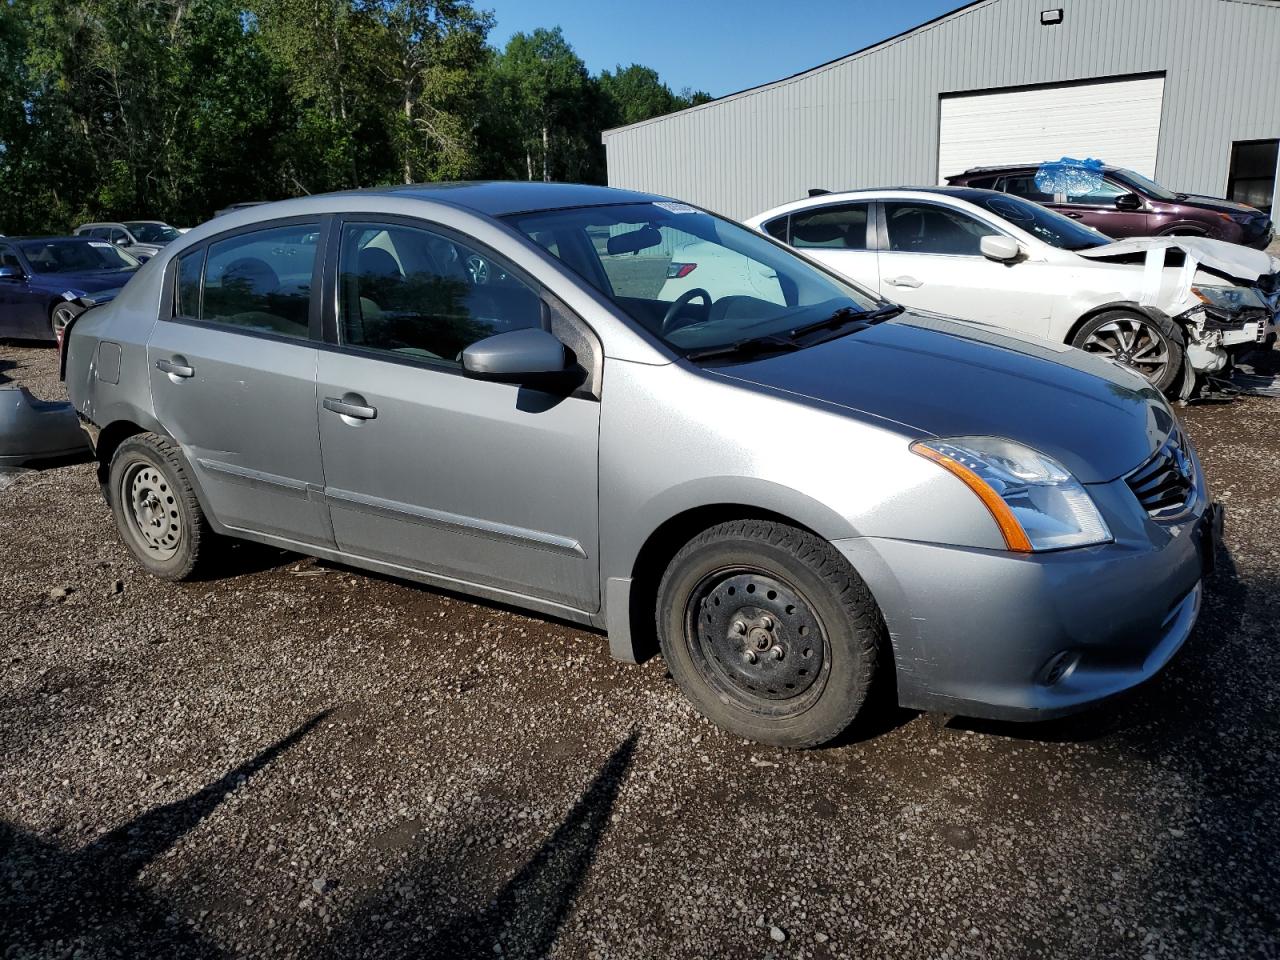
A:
121 461 181 560
684 566 830 717
1080 318 1171 382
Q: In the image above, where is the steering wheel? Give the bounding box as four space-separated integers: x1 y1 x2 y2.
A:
661 288 713 335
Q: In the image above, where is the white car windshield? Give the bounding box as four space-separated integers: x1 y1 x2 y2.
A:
505 202 883 356
970 193 1112 251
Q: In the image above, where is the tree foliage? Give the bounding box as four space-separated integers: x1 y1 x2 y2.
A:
0 0 710 231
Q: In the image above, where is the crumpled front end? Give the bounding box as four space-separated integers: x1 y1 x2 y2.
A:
1078 237 1280 397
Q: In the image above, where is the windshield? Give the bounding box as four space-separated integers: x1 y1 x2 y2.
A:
124 221 180 244
970 194 1111 251
20 239 140 274
504 202 880 356
1111 169 1179 202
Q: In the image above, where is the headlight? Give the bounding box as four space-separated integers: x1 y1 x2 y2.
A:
911 437 1113 553
1191 285 1267 313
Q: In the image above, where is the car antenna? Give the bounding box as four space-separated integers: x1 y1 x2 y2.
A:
807 188 831 197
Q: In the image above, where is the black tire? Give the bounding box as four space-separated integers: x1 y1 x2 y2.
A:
50 300 82 340
656 520 883 748
107 433 212 580
1070 309 1185 394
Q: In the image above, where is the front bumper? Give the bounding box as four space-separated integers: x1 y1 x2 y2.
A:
835 478 1216 722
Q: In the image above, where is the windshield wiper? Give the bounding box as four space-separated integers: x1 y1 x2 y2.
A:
684 334 803 363
789 303 903 340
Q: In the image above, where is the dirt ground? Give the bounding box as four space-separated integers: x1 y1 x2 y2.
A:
1 340 1278 960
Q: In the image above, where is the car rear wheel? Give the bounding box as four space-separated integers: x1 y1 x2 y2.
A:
108 433 213 580
1071 310 1184 393
656 519 883 748
50 301 82 340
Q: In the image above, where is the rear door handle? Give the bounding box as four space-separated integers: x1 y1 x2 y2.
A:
884 276 922 288
155 358 195 378
323 395 378 421
1064 212 1084 219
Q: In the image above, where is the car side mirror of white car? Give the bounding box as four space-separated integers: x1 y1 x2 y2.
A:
980 235 1021 263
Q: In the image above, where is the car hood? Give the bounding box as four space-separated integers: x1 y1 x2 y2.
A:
1075 235 1279 283
1177 194 1268 218
33 271 137 296
708 312 1176 483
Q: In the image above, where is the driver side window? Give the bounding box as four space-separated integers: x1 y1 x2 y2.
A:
1064 179 1129 205
338 222 542 365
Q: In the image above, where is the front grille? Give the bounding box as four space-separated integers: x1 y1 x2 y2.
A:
1126 429 1197 519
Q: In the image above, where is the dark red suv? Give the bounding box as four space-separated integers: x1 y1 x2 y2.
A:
947 163 1275 249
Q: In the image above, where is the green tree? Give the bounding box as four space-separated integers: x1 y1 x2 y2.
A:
359 0 493 184
598 63 680 127
491 27 596 183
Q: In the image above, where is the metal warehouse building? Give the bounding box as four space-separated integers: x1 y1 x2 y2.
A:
601 0 1280 222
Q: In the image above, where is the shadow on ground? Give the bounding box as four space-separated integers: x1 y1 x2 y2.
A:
0 712 638 960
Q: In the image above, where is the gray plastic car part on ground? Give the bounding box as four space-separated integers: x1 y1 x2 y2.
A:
0 385 90 467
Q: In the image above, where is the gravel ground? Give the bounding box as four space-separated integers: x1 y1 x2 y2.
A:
2 340 1278 960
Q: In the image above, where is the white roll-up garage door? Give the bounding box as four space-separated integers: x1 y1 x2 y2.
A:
937 74 1165 183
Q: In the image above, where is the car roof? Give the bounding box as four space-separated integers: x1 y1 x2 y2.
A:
347 181 669 217
76 222 126 228
952 163 1120 176
9 235 95 242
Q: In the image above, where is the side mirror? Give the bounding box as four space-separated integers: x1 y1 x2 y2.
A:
114 236 130 246
461 327 579 389
980 235 1020 262
1115 193 1142 212
0 265 23 280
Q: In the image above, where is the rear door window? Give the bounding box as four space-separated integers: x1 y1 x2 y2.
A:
790 203 871 250
998 175 1055 203
192 225 319 338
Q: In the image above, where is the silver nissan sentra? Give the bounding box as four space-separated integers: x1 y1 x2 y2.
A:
63 183 1221 748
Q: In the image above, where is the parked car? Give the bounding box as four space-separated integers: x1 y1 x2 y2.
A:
745 188 1279 396
0 236 137 340
64 182 1220 747
946 163 1275 249
74 221 182 262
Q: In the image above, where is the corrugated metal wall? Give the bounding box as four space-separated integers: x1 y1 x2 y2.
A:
602 0 1280 220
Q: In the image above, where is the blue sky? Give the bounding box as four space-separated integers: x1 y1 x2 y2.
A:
485 0 962 98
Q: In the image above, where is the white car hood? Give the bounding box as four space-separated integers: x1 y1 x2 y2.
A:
1077 236 1279 283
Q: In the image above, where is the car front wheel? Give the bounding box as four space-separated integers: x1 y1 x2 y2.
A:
50 301 82 340
1071 310 1185 393
656 519 883 748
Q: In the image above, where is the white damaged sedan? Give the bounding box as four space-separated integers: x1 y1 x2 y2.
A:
744 188 1279 397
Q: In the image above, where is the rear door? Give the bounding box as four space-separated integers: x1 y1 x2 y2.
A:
314 217 601 613
874 200 1057 337
147 219 334 547
782 202 880 293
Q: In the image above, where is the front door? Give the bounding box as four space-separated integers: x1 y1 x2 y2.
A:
1048 178 1150 239
874 200 1057 338
316 219 601 613
784 201 880 294
147 221 334 547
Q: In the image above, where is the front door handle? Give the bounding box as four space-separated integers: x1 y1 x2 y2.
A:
156 357 195 378
884 276 922 288
1064 212 1084 219
323 395 378 421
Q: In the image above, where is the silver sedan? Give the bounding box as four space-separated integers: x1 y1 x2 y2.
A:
62 183 1220 747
